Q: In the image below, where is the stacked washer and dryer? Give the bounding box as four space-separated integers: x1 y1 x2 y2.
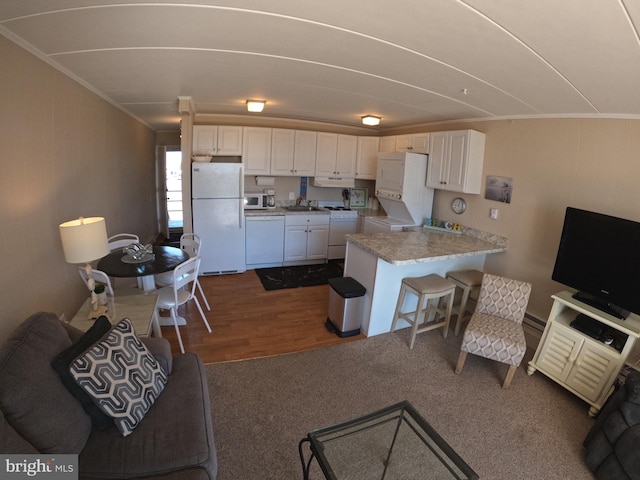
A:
363 152 434 233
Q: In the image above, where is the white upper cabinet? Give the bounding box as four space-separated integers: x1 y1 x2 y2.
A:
292 130 317 177
192 125 243 155
315 133 357 177
426 130 485 193
270 129 296 176
379 133 430 154
243 127 272 175
267 129 318 177
356 137 380 179
378 136 396 153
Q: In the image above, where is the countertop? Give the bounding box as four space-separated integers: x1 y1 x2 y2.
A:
244 207 386 217
345 227 507 265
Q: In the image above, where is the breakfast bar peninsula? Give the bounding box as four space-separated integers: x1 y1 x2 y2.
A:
344 227 507 336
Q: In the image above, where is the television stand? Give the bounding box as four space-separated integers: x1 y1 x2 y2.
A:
528 291 640 416
572 291 629 320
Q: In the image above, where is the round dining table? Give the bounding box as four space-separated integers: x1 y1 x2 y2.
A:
98 245 189 293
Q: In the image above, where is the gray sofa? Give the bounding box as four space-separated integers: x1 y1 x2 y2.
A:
0 312 217 479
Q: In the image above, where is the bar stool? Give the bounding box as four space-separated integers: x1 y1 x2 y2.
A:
446 269 484 335
390 274 456 349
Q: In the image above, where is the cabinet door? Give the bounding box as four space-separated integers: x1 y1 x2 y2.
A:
307 225 329 259
565 342 619 403
270 129 296 176
193 125 216 154
379 136 396 153
445 131 470 192
315 132 338 176
426 132 448 188
243 127 272 175
395 134 413 152
217 126 243 155
335 135 357 177
356 137 379 179
284 224 308 261
293 130 317 176
535 324 583 381
411 133 430 154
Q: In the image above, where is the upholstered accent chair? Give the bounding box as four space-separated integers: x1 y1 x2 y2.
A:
454 273 532 389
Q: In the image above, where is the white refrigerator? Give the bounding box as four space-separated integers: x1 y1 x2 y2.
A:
192 163 246 274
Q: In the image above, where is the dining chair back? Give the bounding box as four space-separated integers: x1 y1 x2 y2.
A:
107 233 140 251
154 233 211 311
77 267 114 296
155 256 211 353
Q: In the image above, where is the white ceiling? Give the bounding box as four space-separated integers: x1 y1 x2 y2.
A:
2 1 640 132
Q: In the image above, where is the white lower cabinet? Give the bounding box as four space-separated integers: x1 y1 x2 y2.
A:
284 214 329 265
528 291 640 416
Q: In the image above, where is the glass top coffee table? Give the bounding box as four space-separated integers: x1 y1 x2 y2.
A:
299 401 478 480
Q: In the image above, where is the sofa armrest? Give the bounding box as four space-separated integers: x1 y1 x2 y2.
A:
141 337 173 374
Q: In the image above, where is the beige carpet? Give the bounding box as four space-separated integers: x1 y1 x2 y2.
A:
206 328 596 480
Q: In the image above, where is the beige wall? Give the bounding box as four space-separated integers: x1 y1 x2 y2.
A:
0 36 157 340
427 118 640 322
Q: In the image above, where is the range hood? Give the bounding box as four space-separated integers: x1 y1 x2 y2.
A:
313 177 355 188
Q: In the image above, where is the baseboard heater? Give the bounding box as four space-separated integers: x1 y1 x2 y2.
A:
523 313 545 332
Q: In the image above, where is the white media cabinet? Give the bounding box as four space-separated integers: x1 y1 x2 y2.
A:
528 291 640 416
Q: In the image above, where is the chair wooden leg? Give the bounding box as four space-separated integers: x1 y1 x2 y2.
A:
390 287 406 333
502 365 517 389
454 351 467 375
454 288 471 335
442 290 454 339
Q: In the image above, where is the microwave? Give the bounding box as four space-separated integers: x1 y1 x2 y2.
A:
244 193 268 209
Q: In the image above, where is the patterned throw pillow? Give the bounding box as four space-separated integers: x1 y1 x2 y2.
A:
70 318 167 437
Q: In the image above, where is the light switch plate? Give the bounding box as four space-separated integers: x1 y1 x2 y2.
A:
490 208 499 219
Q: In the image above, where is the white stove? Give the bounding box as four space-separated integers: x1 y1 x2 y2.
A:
319 202 359 259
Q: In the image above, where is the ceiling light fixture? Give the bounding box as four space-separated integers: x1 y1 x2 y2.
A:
246 100 265 113
361 115 381 126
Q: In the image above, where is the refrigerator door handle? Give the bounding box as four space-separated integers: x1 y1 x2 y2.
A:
239 198 243 228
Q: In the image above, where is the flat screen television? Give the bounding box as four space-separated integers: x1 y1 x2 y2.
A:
552 207 640 320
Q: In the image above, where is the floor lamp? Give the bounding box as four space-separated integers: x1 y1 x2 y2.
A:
59 217 110 314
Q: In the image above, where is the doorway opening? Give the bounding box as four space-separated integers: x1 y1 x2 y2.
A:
157 146 183 245
165 150 183 231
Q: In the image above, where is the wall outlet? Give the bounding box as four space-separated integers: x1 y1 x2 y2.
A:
289 192 295 200
490 208 499 220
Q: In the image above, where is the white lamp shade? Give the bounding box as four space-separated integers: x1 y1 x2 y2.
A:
59 217 110 264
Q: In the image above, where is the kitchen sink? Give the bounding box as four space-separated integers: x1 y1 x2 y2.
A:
284 206 325 212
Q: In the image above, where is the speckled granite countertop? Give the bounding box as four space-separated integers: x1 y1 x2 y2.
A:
346 228 507 265
244 208 330 216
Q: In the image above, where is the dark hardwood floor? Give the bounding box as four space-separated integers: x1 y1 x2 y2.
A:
158 270 365 364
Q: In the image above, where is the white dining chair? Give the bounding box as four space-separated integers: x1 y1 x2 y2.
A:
155 233 211 311
107 233 140 251
77 266 115 296
155 256 211 354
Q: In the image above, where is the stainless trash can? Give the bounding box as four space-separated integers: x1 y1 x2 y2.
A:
326 276 366 338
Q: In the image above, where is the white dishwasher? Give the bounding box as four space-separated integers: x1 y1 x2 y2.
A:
245 214 285 269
